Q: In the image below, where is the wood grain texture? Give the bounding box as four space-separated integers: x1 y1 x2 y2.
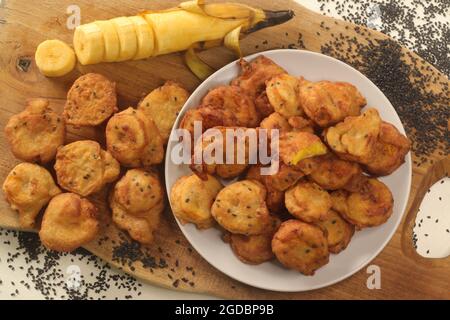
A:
0 0 448 299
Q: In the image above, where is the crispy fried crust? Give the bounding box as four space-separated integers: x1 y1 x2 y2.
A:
264 163 305 192
324 108 381 163
138 81 189 144
39 193 99 252
259 112 293 137
299 80 366 127
331 179 394 229
228 216 281 265
64 73 118 126
231 56 287 99
211 180 271 235
2 163 61 228
266 74 303 118
318 210 354 254
307 153 362 190
363 121 411 176
254 91 274 118
110 169 164 244
4 99 65 163
272 219 329 275
106 107 164 167
279 131 327 166
170 174 223 229
54 140 119 196
285 181 331 223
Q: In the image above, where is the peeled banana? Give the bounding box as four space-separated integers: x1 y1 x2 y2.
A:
35 39 76 77
70 1 294 78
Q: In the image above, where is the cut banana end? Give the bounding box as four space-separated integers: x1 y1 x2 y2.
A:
111 17 138 61
185 46 215 80
94 20 120 62
73 22 105 65
35 39 77 77
224 26 242 57
129 16 155 60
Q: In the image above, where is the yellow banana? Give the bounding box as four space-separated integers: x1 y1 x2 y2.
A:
94 20 120 62
73 22 105 65
111 17 138 62
35 39 76 77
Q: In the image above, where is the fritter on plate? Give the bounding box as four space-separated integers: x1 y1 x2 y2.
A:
279 131 327 166
272 219 329 275
211 180 271 235
2 163 61 228
318 210 354 254
266 74 303 118
39 193 99 252
4 98 65 163
64 73 118 126
54 140 120 196
170 173 223 229
106 107 164 167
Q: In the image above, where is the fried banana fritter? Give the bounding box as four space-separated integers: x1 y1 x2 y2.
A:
4 99 65 163
324 108 381 164
201 86 259 128
307 153 362 190
272 219 329 275
266 74 303 118
279 131 327 166
363 121 411 176
54 140 120 196
138 81 189 144
106 107 164 167
288 115 315 134
39 193 99 252
259 112 292 136
228 215 281 265
285 181 331 223
64 73 118 126
211 180 271 235
299 80 366 127
330 178 394 229
110 169 165 244
170 174 223 229
2 163 61 228
254 91 274 118
265 163 305 192
318 210 354 254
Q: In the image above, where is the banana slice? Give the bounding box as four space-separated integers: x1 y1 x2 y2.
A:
94 20 120 62
129 16 155 60
73 22 105 65
111 17 138 61
35 40 77 77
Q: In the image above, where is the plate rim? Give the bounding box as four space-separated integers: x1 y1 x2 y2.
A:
164 48 412 292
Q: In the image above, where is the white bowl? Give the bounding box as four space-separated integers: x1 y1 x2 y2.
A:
165 49 412 292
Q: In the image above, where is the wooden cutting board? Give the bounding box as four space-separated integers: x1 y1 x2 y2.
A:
0 0 448 299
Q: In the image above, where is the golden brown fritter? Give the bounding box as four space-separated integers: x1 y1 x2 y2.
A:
170 174 223 229
39 193 99 252
2 163 61 228
299 80 366 127
324 108 381 164
106 107 164 167
5 98 65 163
110 169 165 244
138 81 189 144
288 115 315 134
228 215 281 265
178 106 230 141
201 86 259 128
54 140 120 196
190 127 255 180
231 56 286 99
272 219 329 275
307 153 362 190
279 131 327 166
64 73 118 126
264 162 305 192
363 121 411 176
254 91 274 118
318 210 354 254
211 180 271 235
285 181 331 223
259 112 292 137
330 178 394 229
266 74 303 118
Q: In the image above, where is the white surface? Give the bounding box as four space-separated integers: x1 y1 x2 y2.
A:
165 49 412 292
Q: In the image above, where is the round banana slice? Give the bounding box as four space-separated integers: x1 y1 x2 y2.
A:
111 17 138 61
94 20 120 62
35 39 76 77
129 16 154 60
73 22 105 65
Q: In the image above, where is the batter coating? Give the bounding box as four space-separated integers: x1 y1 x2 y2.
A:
318 210 354 254
266 74 303 118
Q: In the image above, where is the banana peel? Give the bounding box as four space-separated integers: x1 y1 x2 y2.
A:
68 0 294 78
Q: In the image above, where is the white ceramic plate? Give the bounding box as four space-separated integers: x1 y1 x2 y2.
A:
165 49 412 292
